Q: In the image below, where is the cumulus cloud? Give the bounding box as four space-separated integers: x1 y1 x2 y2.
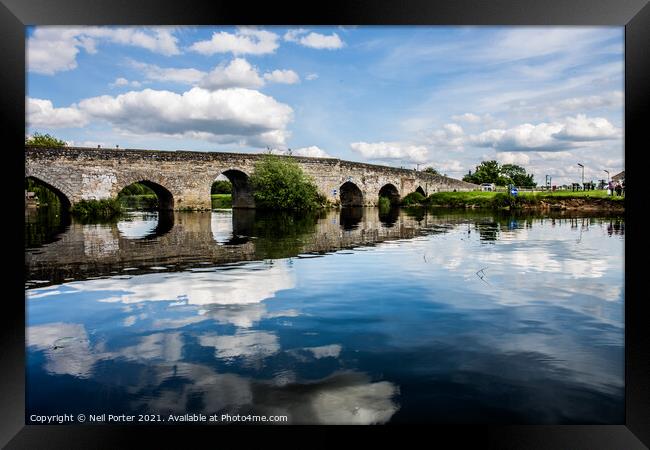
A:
471 115 620 151
29 87 294 147
553 114 621 141
350 141 429 164
200 58 265 89
27 97 88 128
189 27 279 55
27 26 181 75
305 73 319 81
496 151 531 166
284 29 344 49
80 87 293 146
131 58 299 90
263 69 300 84
292 146 332 158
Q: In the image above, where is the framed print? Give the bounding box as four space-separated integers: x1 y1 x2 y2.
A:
2 0 648 447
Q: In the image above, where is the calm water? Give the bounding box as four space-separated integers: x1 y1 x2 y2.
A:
25 206 625 424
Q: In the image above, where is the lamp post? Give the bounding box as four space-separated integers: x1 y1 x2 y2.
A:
604 169 610 183
577 163 584 189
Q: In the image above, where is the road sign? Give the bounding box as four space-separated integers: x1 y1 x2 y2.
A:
510 187 518 196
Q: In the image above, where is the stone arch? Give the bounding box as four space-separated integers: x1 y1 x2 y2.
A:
214 168 255 209
118 180 174 210
25 175 72 210
340 181 364 206
416 186 426 196
378 183 400 205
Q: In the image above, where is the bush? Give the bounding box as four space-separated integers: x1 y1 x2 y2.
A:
401 191 425 206
211 180 232 194
250 155 325 210
71 198 122 219
119 182 155 196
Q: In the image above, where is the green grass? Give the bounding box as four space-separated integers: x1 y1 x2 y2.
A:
424 189 624 209
211 194 232 208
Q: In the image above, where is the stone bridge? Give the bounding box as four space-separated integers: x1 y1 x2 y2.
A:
25 146 477 210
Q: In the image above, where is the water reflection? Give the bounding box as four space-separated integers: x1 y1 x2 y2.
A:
26 207 624 424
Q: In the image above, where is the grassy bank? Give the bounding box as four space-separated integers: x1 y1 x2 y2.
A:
422 190 624 211
211 194 232 208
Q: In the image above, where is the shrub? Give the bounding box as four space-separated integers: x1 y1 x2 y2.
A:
71 198 122 219
211 180 232 194
250 155 325 210
401 191 425 206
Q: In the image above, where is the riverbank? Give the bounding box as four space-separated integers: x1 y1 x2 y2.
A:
422 191 624 212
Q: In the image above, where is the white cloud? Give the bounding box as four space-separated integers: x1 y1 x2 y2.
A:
39 87 294 147
292 146 332 158
350 141 429 164
263 69 300 84
130 60 204 85
471 115 621 151
496 151 531 166
553 114 621 141
131 58 299 90
284 29 344 49
28 26 181 75
110 77 142 88
27 97 88 128
306 73 319 81
200 58 265 89
451 113 482 123
189 27 279 55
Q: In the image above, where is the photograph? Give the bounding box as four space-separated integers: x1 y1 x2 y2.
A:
24 24 627 426
1 1 646 446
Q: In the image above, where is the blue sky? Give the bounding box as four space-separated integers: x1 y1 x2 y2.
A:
26 26 624 185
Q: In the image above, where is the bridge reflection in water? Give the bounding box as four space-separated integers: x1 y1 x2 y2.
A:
25 208 447 286
25 207 626 288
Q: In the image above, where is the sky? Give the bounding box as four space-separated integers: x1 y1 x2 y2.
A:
26 26 624 186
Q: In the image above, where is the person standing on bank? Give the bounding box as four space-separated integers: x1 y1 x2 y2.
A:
607 180 614 196
615 182 622 196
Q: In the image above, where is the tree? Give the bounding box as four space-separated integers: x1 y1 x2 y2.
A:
463 160 536 187
250 155 324 210
211 180 232 194
422 167 439 175
25 132 67 147
500 164 536 187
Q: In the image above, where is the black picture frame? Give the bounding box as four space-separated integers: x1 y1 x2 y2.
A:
2 0 648 447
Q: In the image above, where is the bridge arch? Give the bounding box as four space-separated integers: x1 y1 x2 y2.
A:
118 180 174 210
340 181 364 206
378 183 400 205
416 186 426 196
25 175 72 210
213 168 255 209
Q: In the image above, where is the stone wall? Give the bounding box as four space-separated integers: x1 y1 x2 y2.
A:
25 146 478 210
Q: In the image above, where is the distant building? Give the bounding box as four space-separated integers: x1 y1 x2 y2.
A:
480 183 495 192
612 170 625 184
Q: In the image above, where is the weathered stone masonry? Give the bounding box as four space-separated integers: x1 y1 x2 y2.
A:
25 146 478 210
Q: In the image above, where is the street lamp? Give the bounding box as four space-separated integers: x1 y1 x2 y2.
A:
577 163 584 189
604 169 610 183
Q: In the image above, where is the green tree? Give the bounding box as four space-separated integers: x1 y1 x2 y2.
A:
463 160 536 187
422 167 439 175
463 160 510 185
250 155 324 210
500 164 536 187
211 180 232 194
25 132 67 147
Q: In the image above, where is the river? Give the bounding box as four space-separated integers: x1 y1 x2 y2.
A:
25 205 625 424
